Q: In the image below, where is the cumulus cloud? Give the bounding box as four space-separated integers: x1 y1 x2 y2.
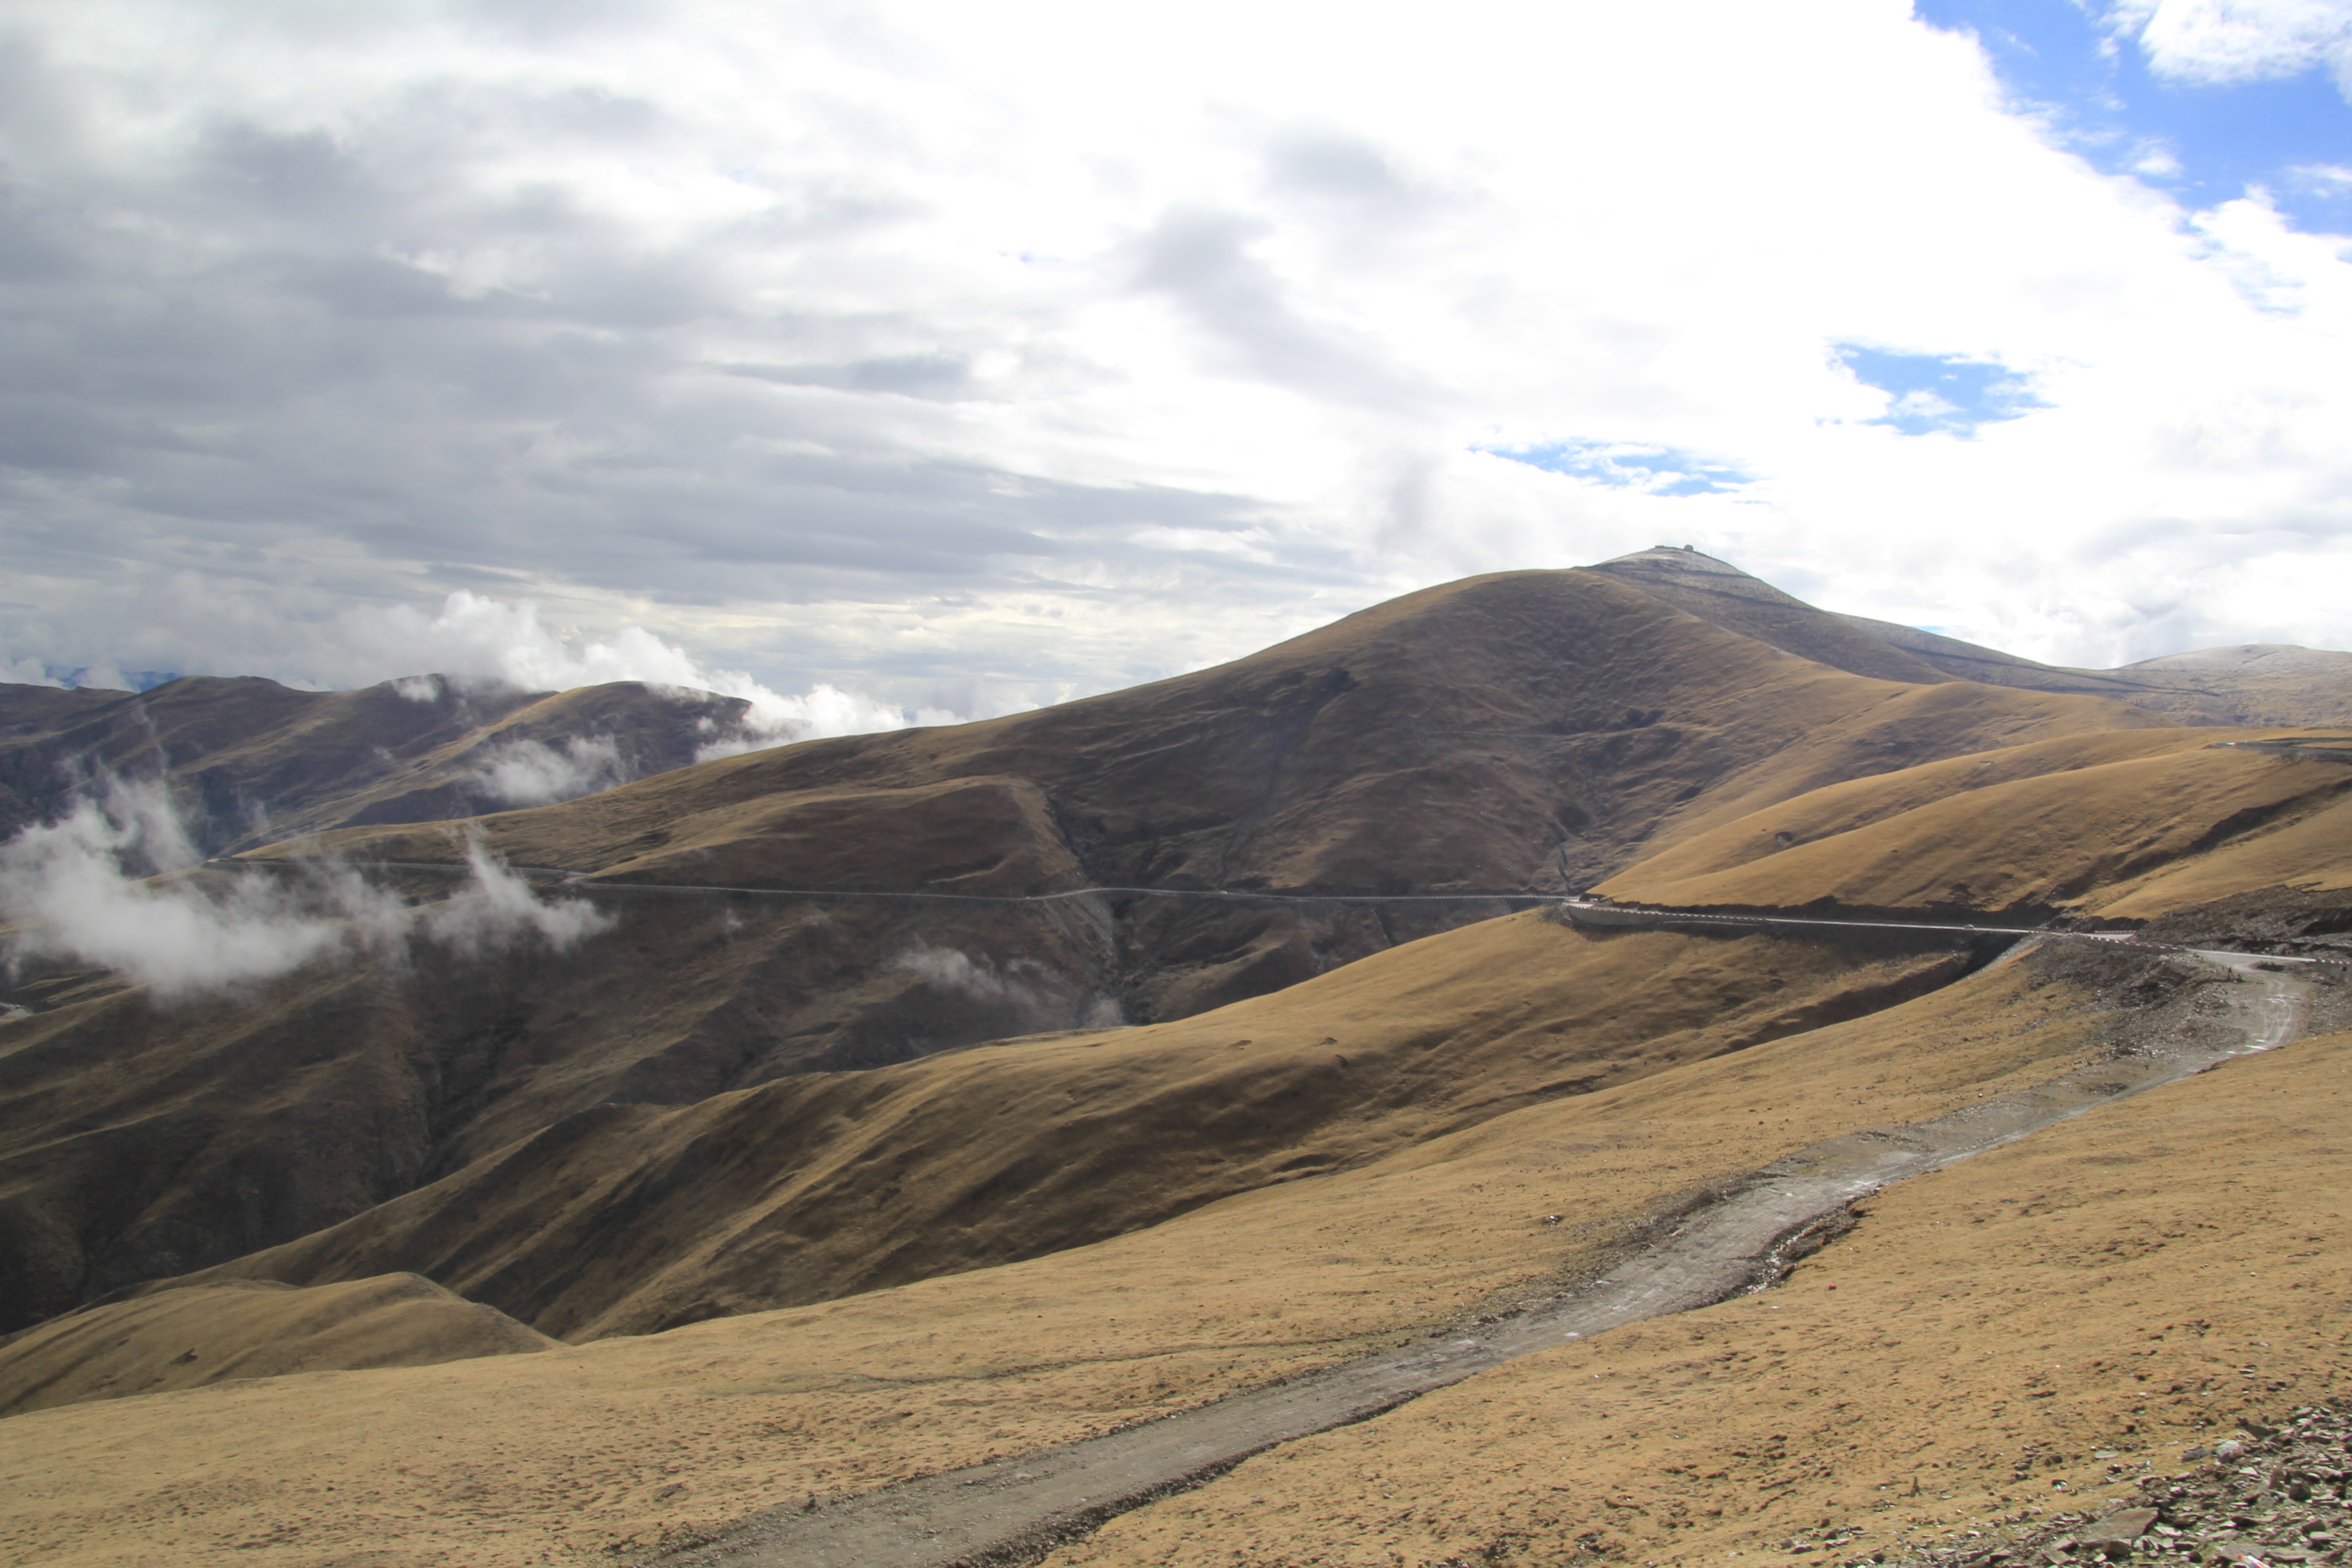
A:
2117 0 2352 90
345 594 749 698
0 778 612 1000
419 836 613 955
694 685 962 761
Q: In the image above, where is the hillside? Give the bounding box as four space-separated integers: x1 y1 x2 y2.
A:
1598 728 2352 918
0 568 2169 1332
0 1274 550 1419
146 916 1975 1341
5 556 2352 1568
0 880 1122 1333
0 673 755 855
8 936 2342 1568
2111 643 2352 726
1049 995 2352 1568
275 570 2155 902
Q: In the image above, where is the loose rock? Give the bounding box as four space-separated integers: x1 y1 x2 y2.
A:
1873 1406 2351 1568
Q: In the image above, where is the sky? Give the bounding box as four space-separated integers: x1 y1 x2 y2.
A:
3 0 2350 726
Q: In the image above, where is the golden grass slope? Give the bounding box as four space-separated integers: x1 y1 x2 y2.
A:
1052 1010 2352 1568
0 888 1119 1334
0 932 2151 1566
155 916 1970 1342
0 1273 552 1419
1601 729 2352 916
2115 644 2352 727
542 774 1087 894
1588 547 1970 687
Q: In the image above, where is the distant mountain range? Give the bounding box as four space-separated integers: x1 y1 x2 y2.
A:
0 676 756 857
10 549 2342 870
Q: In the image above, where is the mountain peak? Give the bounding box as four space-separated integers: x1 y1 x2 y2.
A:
1594 544 1759 579
1585 546 1952 684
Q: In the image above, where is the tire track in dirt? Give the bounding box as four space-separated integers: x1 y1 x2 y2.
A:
656 945 2315 1568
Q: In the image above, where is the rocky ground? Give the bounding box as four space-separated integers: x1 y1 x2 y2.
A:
1888 1405 2352 1568
2141 890 2352 964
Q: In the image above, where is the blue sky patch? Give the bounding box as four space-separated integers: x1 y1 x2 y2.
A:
1483 439 1749 495
1917 1 2352 236
1834 344 2048 436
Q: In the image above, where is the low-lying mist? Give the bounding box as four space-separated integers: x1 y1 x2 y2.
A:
0 778 612 1001
465 734 635 806
892 942 1125 1032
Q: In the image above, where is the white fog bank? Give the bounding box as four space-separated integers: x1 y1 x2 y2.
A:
0 779 613 1001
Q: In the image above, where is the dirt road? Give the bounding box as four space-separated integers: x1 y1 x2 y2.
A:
657 945 2313 1568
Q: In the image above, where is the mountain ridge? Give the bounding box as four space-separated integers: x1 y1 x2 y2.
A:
1591 544 2352 725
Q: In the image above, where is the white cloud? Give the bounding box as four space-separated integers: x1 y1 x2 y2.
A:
0 0 2347 694
2121 0 2352 88
419 836 613 956
0 777 613 1000
890 941 1123 1030
349 594 716 695
1 657 62 688
890 944 1043 1008
348 590 985 750
467 734 632 805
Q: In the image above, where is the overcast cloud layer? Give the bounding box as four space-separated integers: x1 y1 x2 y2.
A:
3 0 2350 713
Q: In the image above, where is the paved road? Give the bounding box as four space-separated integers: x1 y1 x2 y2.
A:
225 857 1596 909
220 857 2169 944
656 946 2318 1568
1568 906 2342 965
225 858 2347 977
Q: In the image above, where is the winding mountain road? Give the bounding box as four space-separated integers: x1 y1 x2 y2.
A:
654 941 2321 1568
233 856 2144 943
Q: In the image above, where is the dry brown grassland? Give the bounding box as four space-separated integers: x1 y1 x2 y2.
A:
1604 730 2352 916
1053 1011 2352 1567
3 927 2236 1568
145 918 1971 1340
